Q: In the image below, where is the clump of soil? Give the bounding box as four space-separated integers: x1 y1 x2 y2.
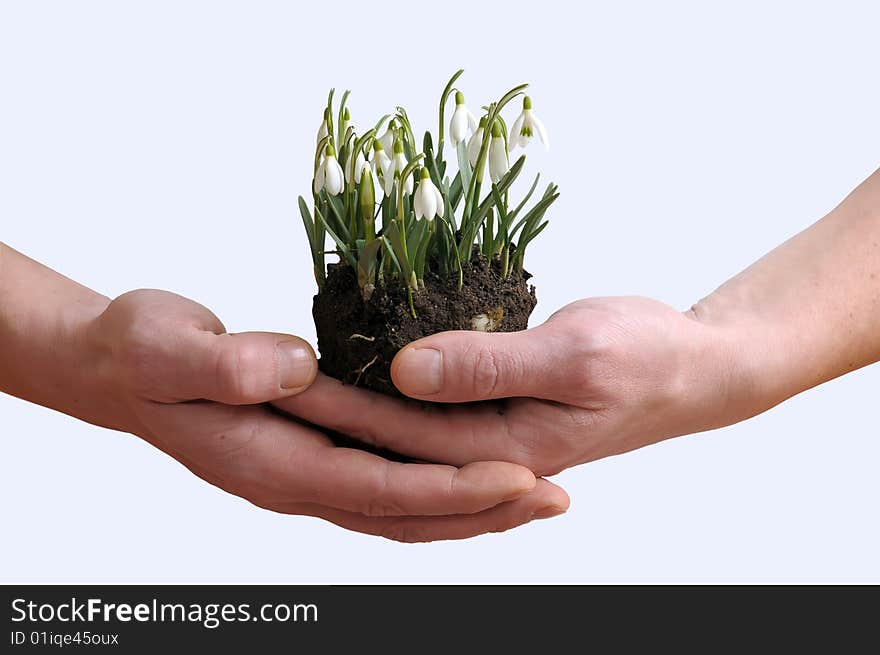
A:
313 254 537 398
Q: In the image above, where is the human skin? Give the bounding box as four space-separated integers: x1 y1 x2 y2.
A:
275 168 880 477
0 244 569 542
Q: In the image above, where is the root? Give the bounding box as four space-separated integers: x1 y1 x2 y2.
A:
349 333 376 342
353 354 379 386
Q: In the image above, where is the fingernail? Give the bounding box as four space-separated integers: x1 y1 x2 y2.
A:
278 341 316 390
394 347 442 395
531 505 567 520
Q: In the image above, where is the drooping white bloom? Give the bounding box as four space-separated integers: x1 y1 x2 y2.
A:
316 108 331 144
378 121 396 156
413 168 445 220
508 96 549 150
360 161 382 201
313 144 345 195
487 122 509 183
344 144 367 184
372 139 391 178
449 90 477 145
383 137 413 196
466 116 487 173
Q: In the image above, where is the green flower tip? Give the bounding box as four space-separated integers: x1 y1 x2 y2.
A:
478 116 487 128
372 138 384 151
324 144 337 157
323 107 332 120
455 90 465 105
420 167 431 180
343 107 351 120
490 121 503 138
393 137 404 154
523 96 533 110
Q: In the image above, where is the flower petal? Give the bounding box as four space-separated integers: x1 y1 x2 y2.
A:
488 137 509 183
450 106 468 145
328 159 345 195
509 113 525 149
433 186 445 218
384 169 396 196
313 161 325 194
532 113 550 150
467 129 483 167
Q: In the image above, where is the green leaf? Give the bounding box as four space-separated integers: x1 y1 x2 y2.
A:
384 219 413 281
373 114 391 132
379 236 403 275
447 172 464 216
482 207 495 258
408 218 431 280
511 183 558 239
357 238 383 292
437 214 463 286
324 193 350 243
492 182 519 253
315 205 357 268
508 173 541 227
298 196 315 253
468 155 524 228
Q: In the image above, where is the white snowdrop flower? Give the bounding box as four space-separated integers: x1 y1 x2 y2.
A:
360 161 382 201
313 144 344 195
383 137 413 196
488 122 509 184
449 90 477 145
466 116 487 170
508 96 549 150
413 168 445 220
344 144 367 184
378 121 396 156
372 139 391 178
316 108 330 144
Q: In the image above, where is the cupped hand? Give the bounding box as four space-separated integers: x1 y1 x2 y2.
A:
83 289 569 541
274 296 749 476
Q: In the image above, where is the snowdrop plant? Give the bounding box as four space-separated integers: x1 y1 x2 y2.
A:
298 71 560 316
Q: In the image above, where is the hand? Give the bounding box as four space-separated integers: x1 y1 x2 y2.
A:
274 296 749 476
82 289 568 541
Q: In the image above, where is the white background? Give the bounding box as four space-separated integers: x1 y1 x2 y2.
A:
2 1 879 583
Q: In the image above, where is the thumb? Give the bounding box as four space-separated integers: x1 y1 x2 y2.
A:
390 324 574 402
168 331 318 404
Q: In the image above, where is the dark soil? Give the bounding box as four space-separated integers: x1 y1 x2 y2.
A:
313 254 537 398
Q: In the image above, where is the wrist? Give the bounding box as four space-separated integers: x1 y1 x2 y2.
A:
685 286 794 428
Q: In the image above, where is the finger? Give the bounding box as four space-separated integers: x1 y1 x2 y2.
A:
141 401 538 518
390 324 577 402
268 479 571 543
287 443 538 517
272 374 539 467
162 330 318 404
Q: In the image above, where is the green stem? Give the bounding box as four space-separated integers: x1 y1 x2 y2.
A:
437 69 464 159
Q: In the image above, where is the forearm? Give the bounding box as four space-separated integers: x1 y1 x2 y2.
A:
0 242 112 425
692 168 880 419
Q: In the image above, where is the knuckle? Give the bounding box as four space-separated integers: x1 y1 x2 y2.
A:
563 321 624 394
216 340 265 402
360 462 405 518
470 346 502 398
